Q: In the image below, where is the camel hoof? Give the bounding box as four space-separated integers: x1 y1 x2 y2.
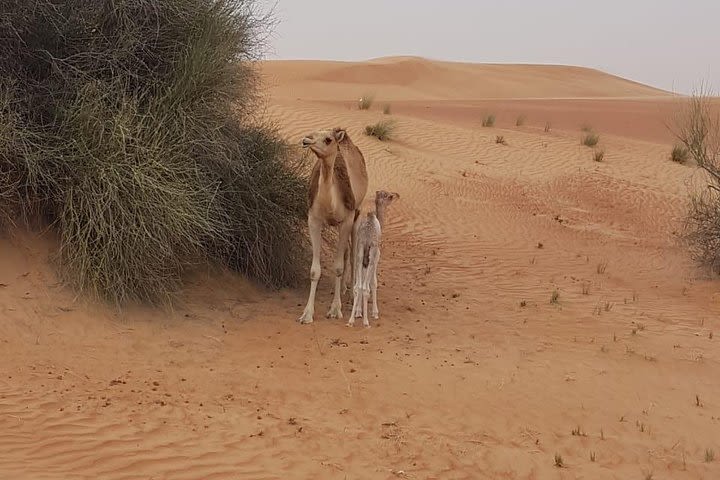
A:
346 320 355 327
326 306 343 319
298 312 314 324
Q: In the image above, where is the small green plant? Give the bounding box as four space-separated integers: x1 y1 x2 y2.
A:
382 103 392 115
593 150 605 162
358 94 374 110
554 453 564 468
590 451 597 462
516 115 526 127
482 114 496 127
365 120 396 141
583 133 600 147
705 448 715 462
544 122 552 133
671 144 690 164
551 290 560 304
496 135 507 145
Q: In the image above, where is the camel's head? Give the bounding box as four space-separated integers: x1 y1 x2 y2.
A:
375 190 400 208
301 127 347 159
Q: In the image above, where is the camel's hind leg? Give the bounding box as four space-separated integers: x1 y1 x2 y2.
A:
348 242 365 327
343 210 360 295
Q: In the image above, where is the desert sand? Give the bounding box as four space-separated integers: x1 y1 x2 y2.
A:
1 57 719 479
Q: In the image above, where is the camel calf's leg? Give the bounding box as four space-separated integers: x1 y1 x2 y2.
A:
362 247 379 328
370 248 381 320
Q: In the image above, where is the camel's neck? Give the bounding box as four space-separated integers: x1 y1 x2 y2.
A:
319 152 337 187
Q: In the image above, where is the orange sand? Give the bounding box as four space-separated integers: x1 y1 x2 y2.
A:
1 57 718 480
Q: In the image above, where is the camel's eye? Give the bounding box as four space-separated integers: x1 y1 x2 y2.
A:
324 137 332 145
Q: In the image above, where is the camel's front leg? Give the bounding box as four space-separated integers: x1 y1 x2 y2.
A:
299 216 322 324
327 216 354 319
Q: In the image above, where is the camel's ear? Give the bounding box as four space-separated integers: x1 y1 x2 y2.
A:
333 128 346 143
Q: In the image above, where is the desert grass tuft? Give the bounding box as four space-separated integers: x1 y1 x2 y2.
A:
593 150 605 162
597 260 608 274
671 144 690 163
365 120 396 141
582 133 600 147
554 453 564 468
551 290 560 304
0 0 308 305
705 448 715 462
382 103 392 115
544 122 552 133
358 94 374 110
496 135 507 145
482 114 496 127
516 115 526 127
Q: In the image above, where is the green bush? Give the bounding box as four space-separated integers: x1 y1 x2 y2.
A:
582 133 600 147
0 0 308 304
671 144 690 163
358 94 374 110
673 90 720 273
365 120 396 141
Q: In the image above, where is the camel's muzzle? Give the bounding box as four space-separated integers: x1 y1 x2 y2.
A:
301 138 314 148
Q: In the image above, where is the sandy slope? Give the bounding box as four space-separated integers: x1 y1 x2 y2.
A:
262 56 672 101
1 57 719 480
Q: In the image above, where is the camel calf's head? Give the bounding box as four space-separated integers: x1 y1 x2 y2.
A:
302 127 347 158
375 190 399 208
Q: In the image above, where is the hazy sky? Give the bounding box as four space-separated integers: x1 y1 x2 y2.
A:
258 0 719 94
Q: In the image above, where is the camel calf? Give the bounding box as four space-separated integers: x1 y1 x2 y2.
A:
349 190 399 328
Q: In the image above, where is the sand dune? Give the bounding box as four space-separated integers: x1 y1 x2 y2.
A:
2 58 720 479
263 56 672 101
